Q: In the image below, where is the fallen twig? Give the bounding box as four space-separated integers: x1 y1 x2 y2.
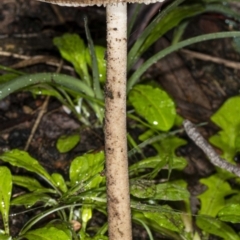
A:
183 119 240 177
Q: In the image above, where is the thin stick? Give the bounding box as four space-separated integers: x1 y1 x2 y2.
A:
181 48 240 70
24 61 63 151
183 120 240 177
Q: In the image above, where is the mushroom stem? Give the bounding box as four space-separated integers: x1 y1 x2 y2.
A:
105 3 132 240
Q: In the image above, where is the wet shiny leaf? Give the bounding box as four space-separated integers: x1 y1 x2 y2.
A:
129 84 176 131
70 151 105 188
218 204 240 223
0 167 12 234
51 173 68 193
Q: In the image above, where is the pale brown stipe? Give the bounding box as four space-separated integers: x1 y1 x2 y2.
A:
35 1 165 239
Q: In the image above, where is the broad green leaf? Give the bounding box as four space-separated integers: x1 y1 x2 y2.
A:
0 150 55 187
130 180 156 198
12 176 53 193
225 193 240 205
129 153 187 174
56 134 80 153
51 173 68 193
129 84 176 131
210 96 240 163
85 45 106 83
0 167 12 235
22 225 71 240
196 215 240 240
218 204 240 223
92 236 108 240
154 180 189 201
79 230 108 240
153 136 187 176
45 220 73 239
198 174 235 217
70 151 105 186
11 192 56 208
53 34 91 85
0 233 12 240
142 206 185 233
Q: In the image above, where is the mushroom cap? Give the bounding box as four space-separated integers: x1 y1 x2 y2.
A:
38 0 165 6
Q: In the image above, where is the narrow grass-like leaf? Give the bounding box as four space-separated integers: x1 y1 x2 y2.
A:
84 17 103 100
0 73 94 101
127 0 185 70
128 31 240 91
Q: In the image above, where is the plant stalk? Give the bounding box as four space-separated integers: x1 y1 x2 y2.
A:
105 3 132 240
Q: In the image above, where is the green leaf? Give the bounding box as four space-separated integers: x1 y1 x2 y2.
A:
22 225 71 240
198 174 235 217
196 215 240 240
51 173 68 193
85 45 106 83
142 206 185 233
70 151 105 186
12 175 53 193
0 150 55 188
53 34 91 85
0 233 12 240
129 84 176 131
129 153 187 175
56 134 80 153
0 167 12 235
45 220 73 239
11 192 56 208
153 136 187 176
0 73 19 84
210 96 240 163
154 180 190 201
217 204 240 223
130 180 156 198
